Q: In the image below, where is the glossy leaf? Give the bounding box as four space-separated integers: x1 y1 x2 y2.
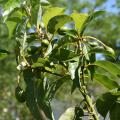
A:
42 7 65 28
71 13 88 34
94 74 119 90
47 15 73 34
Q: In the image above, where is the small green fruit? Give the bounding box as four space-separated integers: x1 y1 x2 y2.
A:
15 86 26 103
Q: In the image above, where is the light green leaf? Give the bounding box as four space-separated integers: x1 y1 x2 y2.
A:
71 13 88 34
91 61 120 78
94 74 119 90
47 15 73 34
42 7 65 28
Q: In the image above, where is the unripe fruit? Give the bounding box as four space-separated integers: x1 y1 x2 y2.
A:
15 86 26 103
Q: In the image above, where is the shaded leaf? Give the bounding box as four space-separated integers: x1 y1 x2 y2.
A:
96 92 117 118
110 102 120 120
50 48 77 61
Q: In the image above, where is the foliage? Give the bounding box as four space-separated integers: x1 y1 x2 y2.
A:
0 0 120 120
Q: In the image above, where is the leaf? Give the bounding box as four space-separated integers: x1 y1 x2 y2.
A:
68 57 81 93
47 15 73 34
89 47 115 58
71 13 88 34
50 48 77 62
23 69 41 120
89 10 105 21
110 102 120 120
96 92 117 118
44 43 52 57
94 74 119 90
57 28 78 38
59 107 75 120
91 61 120 78
40 0 50 6
0 22 9 38
0 49 10 54
47 75 71 100
2 0 24 19
42 7 65 28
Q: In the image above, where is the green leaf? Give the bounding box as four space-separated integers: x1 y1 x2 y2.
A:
23 69 41 120
96 92 117 118
57 28 78 38
71 13 88 34
47 15 73 34
89 47 115 58
30 0 41 26
2 0 24 19
44 43 52 57
89 10 105 21
47 75 71 100
42 7 65 28
91 61 120 78
110 102 120 120
50 48 77 62
68 57 81 93
94 74 119 90
0 22 9 38
40 0 50 6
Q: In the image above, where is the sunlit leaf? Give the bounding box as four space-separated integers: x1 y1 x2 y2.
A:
43 7 65 28
71 13 88 34
94 74 119 90
47 15 73 34
91 61 120 78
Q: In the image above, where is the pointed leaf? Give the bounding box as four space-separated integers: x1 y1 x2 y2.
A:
71 13 88 34
94 74 119 90
91 61 120 78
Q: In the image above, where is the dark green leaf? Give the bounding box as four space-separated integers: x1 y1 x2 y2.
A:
96 92 117 118
110 102 120 120
50 48 77 61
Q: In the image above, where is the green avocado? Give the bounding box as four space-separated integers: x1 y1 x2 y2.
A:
15 86 26 103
